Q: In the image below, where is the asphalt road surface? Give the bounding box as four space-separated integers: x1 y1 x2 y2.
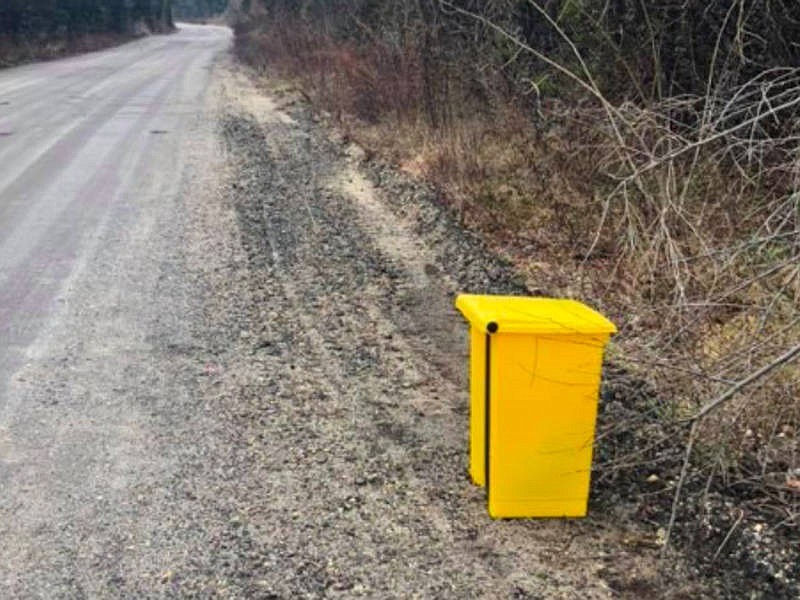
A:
0 26 229 411
0 24 665 599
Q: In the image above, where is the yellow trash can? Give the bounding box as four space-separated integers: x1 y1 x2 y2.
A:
455 294 616 518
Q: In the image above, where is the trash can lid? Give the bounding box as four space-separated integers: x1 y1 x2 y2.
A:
455 294 617 335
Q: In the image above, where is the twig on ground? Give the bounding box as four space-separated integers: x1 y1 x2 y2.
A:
712 508 746 563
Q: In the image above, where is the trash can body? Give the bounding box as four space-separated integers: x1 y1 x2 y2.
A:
455 295 616 518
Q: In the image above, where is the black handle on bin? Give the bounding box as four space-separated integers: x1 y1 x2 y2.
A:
487 322 498 334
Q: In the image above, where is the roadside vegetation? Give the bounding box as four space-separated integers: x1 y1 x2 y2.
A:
233 0 800 592
173 0 228 20
0 1 174 67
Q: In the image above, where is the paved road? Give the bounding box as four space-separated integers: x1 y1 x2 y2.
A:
0 25 229 390
0 26 238 596
0 24 654 599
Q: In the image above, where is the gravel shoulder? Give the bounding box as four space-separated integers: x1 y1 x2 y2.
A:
1 47 705 597
204 62 710 598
